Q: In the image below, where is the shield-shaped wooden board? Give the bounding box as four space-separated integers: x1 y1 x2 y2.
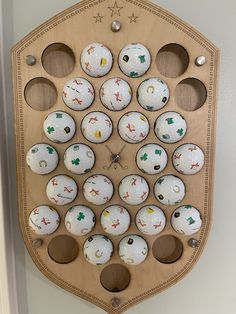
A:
12 0 219 313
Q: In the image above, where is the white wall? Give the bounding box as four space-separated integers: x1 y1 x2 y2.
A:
4 0 236 313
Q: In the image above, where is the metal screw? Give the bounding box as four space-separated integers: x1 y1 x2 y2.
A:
195 55 206 66
111 20 121 32
32 238 43 248
111 297 121 307
26 55 36 66
188 238 198 248
111 153 121 163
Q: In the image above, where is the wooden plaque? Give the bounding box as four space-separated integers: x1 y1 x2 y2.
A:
12 0 219 313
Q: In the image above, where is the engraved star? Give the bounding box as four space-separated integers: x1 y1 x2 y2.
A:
108 1 123 17
128 12 138 23
93 13 104 23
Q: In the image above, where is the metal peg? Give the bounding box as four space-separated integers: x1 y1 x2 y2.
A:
111 20 121 32
188 238 198 248
32 238 43 248
26 55 36 66
195 55 206 66
111 153 121 163
111 297 121 307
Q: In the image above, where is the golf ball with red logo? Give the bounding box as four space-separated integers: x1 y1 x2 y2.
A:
83 175 114 205
81 111 113 143
173 143 204 175
118 43 151 78
118 111 150 143
46 175 78 205
62 77 95 110
29 205 60 235
81 43 113 77
101 205 130 236
119 175 149 205
135 205 166 235
100 77 132 111
137 78 169 111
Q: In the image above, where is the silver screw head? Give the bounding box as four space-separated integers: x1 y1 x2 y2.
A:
32 238 43 248
111 20 121 32
111 297 121 307
195 55 206 66
188 238 198 248
26 55 36 66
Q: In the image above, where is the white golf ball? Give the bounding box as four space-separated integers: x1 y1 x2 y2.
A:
62 77 95 110
83 234 113 265
136 143 168 174
135 205 166 235
155 111 187 143
119 235 148 265
81 111 113 143
26 143 58 175
118 43 151 78
171 205 202 236
81 43 113 77
65 205 95 236
137 78 169 111
101 205 130 236
154 175 186 205
29 205 60 235
64 143 95 174
46 175 78 206
119 175 149 205
43 111 76 143
100 77 132 111
118 111 150 143
173 143 204 175
83 175 114 205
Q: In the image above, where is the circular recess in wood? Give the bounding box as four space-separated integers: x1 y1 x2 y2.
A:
174 77 207 111
100 264 131 292
156 43 189 78
48 235 79 264
24 77 57 111
152 235 183 264
42 43 75 77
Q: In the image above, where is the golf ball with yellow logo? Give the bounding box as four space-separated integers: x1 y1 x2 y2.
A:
118 111 150 143
135 205 166 235
81 111 113 143
80 43 113 77
118 43 151 78
137 78 169 111
101 205 130 236
65 205 95 236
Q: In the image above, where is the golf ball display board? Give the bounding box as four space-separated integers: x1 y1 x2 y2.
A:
12 0 219 313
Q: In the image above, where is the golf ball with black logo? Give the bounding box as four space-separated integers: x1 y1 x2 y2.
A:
83 235 113 265
119 235 148 265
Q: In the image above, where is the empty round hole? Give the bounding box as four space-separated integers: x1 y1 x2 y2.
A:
24 77 57 111
152 235 183 264
174 78 207 111
156 43 189 78
48 235 78 264
42 43 75 77
100 264 131 292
